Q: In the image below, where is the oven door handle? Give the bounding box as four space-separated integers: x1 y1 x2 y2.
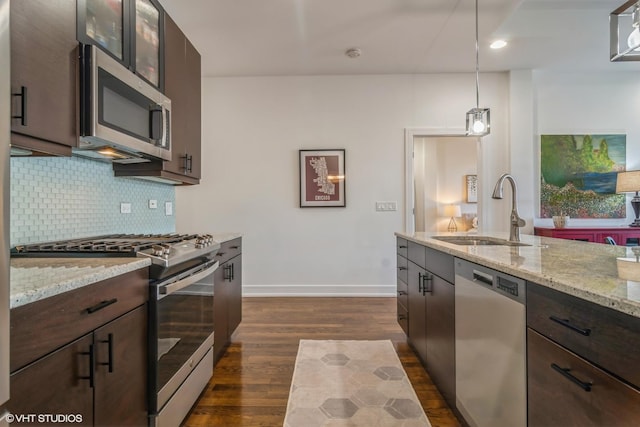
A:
159 261 219 296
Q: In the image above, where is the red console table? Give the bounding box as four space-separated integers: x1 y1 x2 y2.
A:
534 226 640 245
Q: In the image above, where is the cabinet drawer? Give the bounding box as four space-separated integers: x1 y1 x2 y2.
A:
528 329 640 427
397 300 408 335
527 282 640 389
215 237 242 265
407 241 426 268
397 255 408 283
10 268 148 372
425 246 454 283
397 238 408 258
397 279 408 310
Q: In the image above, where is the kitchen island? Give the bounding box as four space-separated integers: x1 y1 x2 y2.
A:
396 231 640 427
396 231 640 317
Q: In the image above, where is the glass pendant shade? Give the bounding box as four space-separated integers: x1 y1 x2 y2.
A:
611 0 640 61
466 107 490 136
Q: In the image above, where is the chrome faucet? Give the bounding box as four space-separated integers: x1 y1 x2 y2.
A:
492 173 526 242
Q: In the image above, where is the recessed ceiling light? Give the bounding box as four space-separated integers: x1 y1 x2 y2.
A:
345 48 362 58
490 40 507 49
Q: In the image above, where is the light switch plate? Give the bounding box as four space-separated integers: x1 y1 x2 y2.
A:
375 201 397 212
120 202 132 214
165 202 173 216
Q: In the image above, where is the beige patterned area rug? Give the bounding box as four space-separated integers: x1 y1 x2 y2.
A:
283 340 432 427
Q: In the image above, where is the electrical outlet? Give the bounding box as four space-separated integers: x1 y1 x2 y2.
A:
149 199 158 209
120 202 132 214
165 201 173 216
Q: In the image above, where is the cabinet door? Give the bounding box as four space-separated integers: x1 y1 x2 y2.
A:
213 263 229 364
134 0 162 88
10 0 77 152
228 256 242 335
425 274 455 408
9 334 93 426
94 306 148 426
407 261 427 364
163 14 201 180
528 329 640 427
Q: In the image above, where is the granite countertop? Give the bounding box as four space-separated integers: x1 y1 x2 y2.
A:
10 257 151 309
395 231 640 318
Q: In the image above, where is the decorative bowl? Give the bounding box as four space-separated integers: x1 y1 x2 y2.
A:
552 215 570 228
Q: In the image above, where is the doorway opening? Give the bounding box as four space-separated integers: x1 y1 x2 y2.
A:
404 128 480 234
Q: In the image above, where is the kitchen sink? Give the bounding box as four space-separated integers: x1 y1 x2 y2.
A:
432 235 531 247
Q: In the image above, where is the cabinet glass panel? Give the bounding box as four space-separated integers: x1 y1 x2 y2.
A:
135 0 160 86
85 0 124 60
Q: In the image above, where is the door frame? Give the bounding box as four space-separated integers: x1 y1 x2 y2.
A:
404 127 480 234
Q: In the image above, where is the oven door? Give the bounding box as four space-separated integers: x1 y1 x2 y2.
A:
150 260 217 414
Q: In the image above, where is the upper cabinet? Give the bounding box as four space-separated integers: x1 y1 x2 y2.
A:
10 0 78 155
114 12 201 185
77 0 164 90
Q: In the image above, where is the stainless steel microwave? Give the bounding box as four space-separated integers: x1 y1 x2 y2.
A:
76 44 171 163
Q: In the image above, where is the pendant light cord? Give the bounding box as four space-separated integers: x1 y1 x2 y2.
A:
475 0 480 109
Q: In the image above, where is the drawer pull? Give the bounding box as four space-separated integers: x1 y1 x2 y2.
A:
422 274 433 295
85 298 118 314
549 316 591 336
230 245 240 249
398 266 407 271
399 245 407 249
398 314 407 320
397 290 407 296
551 363 592 392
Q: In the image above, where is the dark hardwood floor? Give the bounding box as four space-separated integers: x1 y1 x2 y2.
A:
182 297 461 427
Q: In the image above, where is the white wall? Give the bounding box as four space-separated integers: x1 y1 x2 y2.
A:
176 73 509 296
510 70 640 229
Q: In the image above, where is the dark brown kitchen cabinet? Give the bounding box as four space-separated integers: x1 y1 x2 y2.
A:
396 238 409 335
213 238 242 364
8 269 149 426
527 282 640 426
528 329 640 426
400 239 455 410
113 12 201 184
10 0 78 155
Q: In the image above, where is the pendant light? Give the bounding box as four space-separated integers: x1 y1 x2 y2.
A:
610 0 640 61
465 0 490 136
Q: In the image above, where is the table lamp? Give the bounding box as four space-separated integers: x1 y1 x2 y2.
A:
616 171 640 227
444 204 462 232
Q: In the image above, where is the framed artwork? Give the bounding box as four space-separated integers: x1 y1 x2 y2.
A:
466 175 478 203
540 134 626 218
299 149 346 207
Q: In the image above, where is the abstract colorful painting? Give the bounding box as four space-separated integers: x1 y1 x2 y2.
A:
540 134 626 218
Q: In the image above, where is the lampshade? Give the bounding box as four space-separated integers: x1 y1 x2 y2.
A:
444 204 462 218
465 0 490 136
610 0 640 61
616 170 640 192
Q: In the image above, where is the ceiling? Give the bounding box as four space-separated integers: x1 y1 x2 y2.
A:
159 0 640 77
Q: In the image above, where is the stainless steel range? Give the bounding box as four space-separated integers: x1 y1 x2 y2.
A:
11 233 220 427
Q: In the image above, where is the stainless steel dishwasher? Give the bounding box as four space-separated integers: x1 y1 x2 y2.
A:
454 258 526 427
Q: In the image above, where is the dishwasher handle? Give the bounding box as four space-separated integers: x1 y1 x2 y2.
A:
473 269 493 286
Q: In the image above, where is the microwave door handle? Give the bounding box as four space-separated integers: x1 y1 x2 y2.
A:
159 261 219 296
161 105 170 149
149 105 163 143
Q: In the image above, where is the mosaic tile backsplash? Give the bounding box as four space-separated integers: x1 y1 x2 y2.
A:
11 156 176 245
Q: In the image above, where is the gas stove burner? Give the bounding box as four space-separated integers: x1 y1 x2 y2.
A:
194 234 214 248
151 244 171 258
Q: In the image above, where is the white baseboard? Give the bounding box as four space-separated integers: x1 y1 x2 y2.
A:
242 284 396 297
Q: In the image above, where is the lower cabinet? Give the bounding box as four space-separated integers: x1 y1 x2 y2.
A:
213 237 243 364
403 241 456 409
528 329 640 426
527 281 640 426
9 269 149 426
